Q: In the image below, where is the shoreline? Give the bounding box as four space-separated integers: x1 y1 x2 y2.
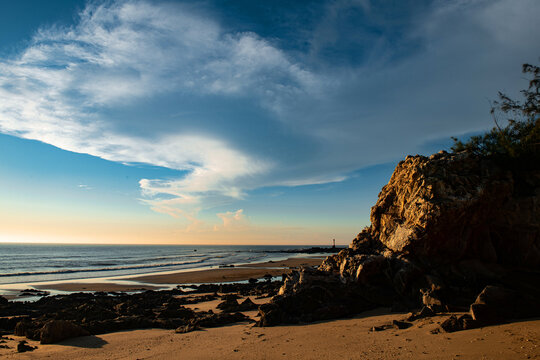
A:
4 257 323 296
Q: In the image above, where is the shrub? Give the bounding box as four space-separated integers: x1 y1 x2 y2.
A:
451 63 539 161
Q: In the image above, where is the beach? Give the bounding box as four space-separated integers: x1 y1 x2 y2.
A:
1 307 538 359
28 257 323 293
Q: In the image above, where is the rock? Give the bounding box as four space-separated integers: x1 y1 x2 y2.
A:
0 296 8 305
193 312 249 328
17 340 35 353
392 320 412 329
157 304 196 319
238 297 258 311
14 319 40 340
370 324 392 332
40 320 90 344
217 296 240 312
440 315 461 333
257 302 284 327
175 323 199 334
440 314 478 333
459 314 478 330
421 288 447 313
369 153 539 267
407 306 435 321
470 286 515 325
353 255 387 285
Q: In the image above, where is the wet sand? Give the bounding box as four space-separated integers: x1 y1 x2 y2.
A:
32 257 323 293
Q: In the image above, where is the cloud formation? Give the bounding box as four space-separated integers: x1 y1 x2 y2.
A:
0 0 539 224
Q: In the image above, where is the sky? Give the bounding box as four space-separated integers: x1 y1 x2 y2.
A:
0 0 538 245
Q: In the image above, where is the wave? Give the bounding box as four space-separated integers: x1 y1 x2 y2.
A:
0 257 214 278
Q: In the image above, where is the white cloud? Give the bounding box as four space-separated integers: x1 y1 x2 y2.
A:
0 0 295 220
214 209 250 231
0 0 539 225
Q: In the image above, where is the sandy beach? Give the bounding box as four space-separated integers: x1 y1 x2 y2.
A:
31 257 323 293
1 306 538 359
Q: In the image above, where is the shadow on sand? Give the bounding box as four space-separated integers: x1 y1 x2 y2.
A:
55 335 108 348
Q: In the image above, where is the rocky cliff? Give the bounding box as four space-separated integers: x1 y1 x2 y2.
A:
258 150 540 329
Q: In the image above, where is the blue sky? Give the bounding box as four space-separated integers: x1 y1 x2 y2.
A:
0 0 538 244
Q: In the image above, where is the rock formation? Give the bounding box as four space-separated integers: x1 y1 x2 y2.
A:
259 150 540 328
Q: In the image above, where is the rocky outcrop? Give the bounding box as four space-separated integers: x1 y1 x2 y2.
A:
339 150 539 268
0 281 281 343
259 150 540 327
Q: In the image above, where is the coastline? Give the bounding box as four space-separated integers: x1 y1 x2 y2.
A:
5 257 323 296
1 255 539 359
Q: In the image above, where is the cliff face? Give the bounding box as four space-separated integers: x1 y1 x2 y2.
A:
258 150 540 327
332 150 539 269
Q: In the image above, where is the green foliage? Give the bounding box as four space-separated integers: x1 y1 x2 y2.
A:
451 63 540 161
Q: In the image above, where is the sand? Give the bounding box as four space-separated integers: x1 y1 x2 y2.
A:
32 257 323 293
1 309 538 359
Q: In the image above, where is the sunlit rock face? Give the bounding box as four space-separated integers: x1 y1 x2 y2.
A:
350 150 539 267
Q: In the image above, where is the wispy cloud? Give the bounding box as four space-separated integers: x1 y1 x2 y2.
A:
0 0 539 225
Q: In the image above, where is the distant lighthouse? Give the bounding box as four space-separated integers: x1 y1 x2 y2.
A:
332 239 335 248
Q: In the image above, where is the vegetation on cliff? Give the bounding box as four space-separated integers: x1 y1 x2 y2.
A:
451 63 539 162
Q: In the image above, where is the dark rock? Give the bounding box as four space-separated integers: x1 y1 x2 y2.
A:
157 304 196 319
193 312 249 328
407 306 435 321
440 314 478 333
392 320 412 329
84 316 154 334
370 325 391 332
17 340 35 353
0 296 8 305
238 297 258 311
217 296 240 312
14 319 40 340
40 320 90 344
440 315 461 333
470 286 515 325
459 314 478 330
421 288 447 313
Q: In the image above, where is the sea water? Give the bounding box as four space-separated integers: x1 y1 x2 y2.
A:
0 243 315 285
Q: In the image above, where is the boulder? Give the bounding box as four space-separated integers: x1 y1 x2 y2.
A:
14 319 40 340
40 320 90 344
368 152 539 267
470 286 515 325
440 314 478 332
0 296 8 305
217 296 240 312
17 340 35 353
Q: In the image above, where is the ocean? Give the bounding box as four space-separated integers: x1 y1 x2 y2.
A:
0 243 319 286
